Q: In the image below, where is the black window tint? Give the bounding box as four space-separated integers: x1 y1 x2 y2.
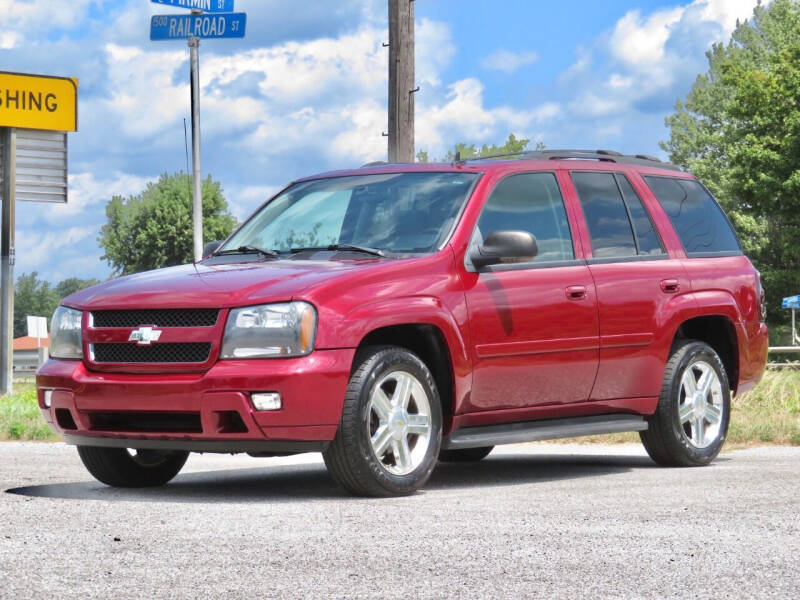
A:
644 176 741 255
571 172 636 258
616 175 665 256
476 173 573 262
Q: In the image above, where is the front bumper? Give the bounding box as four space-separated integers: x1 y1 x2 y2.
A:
36 348 355 452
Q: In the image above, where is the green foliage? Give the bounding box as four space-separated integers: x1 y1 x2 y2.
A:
98 172 237 275
13 272 99 337
661 0 800 324
416 134 543 163
0 384 57 441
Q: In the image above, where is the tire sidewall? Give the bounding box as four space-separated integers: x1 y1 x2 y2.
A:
351 349 443 495
664 343 731 464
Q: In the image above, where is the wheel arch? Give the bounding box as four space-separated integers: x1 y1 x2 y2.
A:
672 314 739 395
355 323 457 425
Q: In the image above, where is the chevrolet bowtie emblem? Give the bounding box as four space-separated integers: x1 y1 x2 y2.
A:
128 326 163 345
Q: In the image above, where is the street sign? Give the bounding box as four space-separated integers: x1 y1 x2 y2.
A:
26 315 47 340
150 13 246 40
782 295 800 309
151 0 235 12
0 71 78 132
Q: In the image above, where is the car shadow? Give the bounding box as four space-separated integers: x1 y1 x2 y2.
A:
4 452 664 504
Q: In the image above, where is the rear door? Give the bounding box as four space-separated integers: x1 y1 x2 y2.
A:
461 171 599 412
567 170 691 400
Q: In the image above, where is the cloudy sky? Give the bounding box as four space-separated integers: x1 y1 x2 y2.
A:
2 0 761 282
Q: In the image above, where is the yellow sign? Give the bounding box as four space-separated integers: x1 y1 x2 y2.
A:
0 71 78 132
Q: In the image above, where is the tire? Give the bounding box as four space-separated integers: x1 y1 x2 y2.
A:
438 446 494 463
640 339 731 467
323 345 443 497
77 446 189 487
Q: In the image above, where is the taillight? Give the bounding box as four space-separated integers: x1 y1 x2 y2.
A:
756 271 766 321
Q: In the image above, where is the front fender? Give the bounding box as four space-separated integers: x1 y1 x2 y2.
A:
330 295 470 367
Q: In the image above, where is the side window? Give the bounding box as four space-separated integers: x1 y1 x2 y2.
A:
475 172 574 262
571 172 637 258
616 175 665 256
643 176 741 256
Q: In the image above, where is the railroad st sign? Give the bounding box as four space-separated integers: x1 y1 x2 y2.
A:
0 71 78 132
150 12 247 40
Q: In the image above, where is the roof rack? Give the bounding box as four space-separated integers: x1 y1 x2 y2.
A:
454 148 681 171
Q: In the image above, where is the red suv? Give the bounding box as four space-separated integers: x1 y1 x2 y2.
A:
37 150 768 496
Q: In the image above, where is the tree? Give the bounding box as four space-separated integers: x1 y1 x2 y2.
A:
98 172 237 275
55 277 101 299
13 273 58 338
417 134 543 163
661 0 800 324
13 274 101 337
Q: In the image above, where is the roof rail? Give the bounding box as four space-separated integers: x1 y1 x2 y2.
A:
452 148 681 171
520 149 681 171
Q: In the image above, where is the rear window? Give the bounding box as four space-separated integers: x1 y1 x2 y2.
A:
643 176 741 256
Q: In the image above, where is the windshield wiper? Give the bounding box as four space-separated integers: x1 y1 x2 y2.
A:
290 244 386 257
215 245 279 259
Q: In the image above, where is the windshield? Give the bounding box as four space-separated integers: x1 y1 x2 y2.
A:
221 172 477 255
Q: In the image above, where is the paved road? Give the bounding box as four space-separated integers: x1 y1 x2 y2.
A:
1 442 798 599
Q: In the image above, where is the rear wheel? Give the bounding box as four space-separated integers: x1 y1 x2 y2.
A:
640 339 730 466
439 446 494 462
77 446 189 487
323 346 442 497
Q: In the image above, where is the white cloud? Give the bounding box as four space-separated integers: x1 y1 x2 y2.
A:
0 32 20 49
480 49 539 74
610 6 684 65
0 0 98 31
16 225 98 275
416 78 559 157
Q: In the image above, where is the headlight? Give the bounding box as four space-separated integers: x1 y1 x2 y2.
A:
50 306 83 359
221 302 317 358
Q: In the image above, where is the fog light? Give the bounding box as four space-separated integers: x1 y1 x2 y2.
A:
251 392 281 411
43 389 53 408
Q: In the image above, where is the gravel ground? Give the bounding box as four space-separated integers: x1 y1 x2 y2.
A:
1 442 798 599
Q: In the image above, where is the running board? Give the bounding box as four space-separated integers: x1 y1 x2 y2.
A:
442 414 649 450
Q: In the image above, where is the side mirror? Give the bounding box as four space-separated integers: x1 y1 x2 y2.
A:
202 240 223 257
470 230 538 269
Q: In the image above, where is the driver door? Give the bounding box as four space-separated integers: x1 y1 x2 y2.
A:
461 172 599 412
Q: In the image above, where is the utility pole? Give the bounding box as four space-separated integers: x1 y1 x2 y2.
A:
0 128 15 395
189 10 203 262
387 0 415 163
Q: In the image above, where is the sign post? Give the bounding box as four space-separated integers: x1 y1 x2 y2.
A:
0 128 14 395
150 1 246 261
0 71 77 395
189 30 203 262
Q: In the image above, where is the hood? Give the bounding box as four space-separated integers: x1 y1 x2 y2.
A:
64 258 382 310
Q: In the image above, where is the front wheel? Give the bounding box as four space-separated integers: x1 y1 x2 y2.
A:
323 346 442 497
77 446 189 487
640 339 730 466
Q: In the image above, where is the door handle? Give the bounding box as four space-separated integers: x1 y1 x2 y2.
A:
566 285 587 300
660 279 680 293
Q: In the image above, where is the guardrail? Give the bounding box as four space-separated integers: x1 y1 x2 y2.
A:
767 346 800 368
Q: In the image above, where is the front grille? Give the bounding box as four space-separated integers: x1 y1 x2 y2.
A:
92 342 212 363
91 309 219 328
88 411 202 433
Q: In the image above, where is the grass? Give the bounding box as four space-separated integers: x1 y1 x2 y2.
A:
1 370 798 445
0 383 58 442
